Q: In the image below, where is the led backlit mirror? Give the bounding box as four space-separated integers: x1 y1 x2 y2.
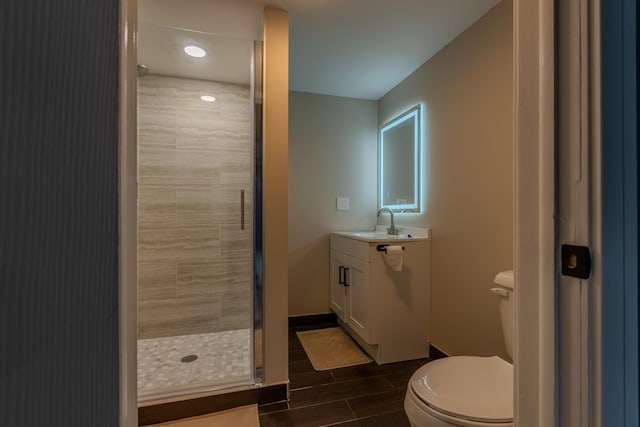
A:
379 105 421 212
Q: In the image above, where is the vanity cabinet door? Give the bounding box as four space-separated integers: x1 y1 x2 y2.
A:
330 250 347 322
346 256 370 342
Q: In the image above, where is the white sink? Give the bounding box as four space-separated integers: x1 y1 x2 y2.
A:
334 227 430 243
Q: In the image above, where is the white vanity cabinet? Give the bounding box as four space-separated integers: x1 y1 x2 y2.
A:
330 242 371 341
330 229 431 364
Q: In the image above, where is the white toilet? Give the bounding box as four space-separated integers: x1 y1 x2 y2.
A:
404 270 514 427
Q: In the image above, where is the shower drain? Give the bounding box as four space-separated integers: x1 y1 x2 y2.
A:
181 354 198 363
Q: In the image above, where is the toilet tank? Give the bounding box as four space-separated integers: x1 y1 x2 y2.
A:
492 270 514 360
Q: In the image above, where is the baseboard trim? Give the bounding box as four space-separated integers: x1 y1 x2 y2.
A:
429 344 449 360
288 312 337 328
138 383 288 425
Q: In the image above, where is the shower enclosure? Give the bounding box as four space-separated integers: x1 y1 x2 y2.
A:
136 22 262 400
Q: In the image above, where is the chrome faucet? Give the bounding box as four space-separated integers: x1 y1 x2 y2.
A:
377 208 399 235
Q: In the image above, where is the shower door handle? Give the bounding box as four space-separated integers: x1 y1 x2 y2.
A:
240 189 245 230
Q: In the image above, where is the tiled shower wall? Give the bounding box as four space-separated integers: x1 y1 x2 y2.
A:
137 75 253 339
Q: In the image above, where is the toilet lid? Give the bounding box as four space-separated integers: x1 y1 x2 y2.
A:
410 356 513 423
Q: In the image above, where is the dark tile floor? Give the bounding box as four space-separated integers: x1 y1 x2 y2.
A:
258 323 431 427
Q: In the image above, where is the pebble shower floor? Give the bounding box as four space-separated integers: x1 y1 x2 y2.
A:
137 329 252 397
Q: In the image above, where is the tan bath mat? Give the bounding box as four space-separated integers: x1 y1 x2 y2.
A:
296 327 373 371
148 404 259 427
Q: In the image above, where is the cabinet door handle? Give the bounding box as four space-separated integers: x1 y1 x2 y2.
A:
344 268 350 286
338 266 345 285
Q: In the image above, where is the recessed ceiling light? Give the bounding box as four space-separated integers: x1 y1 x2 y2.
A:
200 95 216 102
184 45 206 58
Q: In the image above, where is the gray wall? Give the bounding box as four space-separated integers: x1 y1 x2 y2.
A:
0 0 119 425
288 91 378 316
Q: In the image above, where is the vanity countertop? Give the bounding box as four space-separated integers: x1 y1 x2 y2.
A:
333 226 431 243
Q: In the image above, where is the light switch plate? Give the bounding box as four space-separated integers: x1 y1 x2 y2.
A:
337 197 350 211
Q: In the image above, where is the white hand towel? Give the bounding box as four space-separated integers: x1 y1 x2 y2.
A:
383 245 403 272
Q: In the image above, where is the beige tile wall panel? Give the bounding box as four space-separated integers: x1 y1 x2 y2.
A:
138 227 220 261
139 108 176 149
137 296 221 339
137 74 252 339
175 262 231 297
138 261 178 300
138 187 177 230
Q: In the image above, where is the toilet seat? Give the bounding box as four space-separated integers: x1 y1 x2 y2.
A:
409 356 513 423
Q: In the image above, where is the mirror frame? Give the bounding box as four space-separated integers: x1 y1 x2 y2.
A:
379 105 421 212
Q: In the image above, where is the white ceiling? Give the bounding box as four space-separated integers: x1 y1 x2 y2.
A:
284 0 501 100
138 22 253 85
138 0 502 100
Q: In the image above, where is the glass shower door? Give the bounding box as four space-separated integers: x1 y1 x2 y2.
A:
135 23 257 399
